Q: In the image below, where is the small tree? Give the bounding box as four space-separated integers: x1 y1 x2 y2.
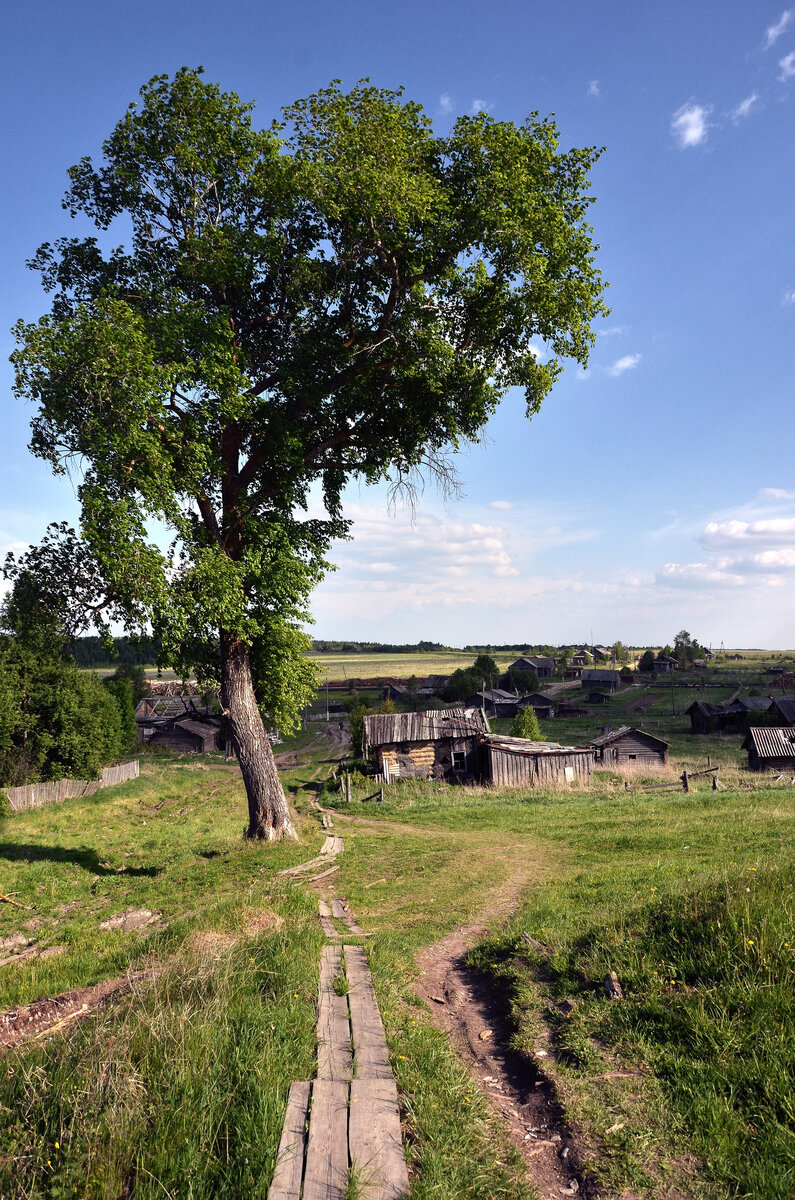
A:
510 706 545 741
639 650 656 673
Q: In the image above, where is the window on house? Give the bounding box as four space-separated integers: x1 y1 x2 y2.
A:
452 750 467 772
628 754 637 760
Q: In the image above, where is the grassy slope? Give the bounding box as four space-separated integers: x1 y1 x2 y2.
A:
3 727 795 1199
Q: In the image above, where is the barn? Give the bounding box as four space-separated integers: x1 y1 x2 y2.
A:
362 709 490 781
141 716 221 753
770 696 795 725
742 726 795 772
483 735 594 787
590 726 668 766
466 688 520 718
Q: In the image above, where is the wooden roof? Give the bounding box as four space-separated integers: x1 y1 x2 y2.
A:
363 708 489 752
742 727 795 757
773 696 795 724
590 725 669 750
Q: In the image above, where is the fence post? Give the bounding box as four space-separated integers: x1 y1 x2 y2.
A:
712 773 718 790
378 787 384 803
682 770 689 792
346 773 352 803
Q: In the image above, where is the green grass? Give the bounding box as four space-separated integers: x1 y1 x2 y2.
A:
4 739 795 1198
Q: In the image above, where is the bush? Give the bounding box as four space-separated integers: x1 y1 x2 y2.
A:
510 706 545 741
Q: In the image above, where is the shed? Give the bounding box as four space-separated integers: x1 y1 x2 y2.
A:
580 669 621 693
380 683 408 702
587 690 611 704
484 735 594 787
563 665 583 680
362 708 490 781
571 649 592 666
743 726 795 772
590 726 668 766
687 696 772 734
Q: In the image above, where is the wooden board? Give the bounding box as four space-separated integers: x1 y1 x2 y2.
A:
317 945 352 1081
307 864 340 882
267 1080 310 1200
330 898 346 919
318 899 332 918
303 1080 349 1200
344 945 392 1080
349 1078 410 1200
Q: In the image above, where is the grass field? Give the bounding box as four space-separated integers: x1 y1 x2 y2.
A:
2 727 794 1198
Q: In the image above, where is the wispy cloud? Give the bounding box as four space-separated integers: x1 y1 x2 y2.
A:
671 103 712 148
607 353 642 377
471 99 492 114
489 501 512 511
731 93 758 121
588 79 600 98
779 50 795 80
439 92 452 115
598 325 628 338
765 9 792 48
783 289 795 304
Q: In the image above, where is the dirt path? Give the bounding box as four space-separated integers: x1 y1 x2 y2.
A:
0 969 157 1050
414 872 591 1199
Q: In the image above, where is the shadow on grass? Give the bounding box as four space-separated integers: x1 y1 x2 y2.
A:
0 843 161 877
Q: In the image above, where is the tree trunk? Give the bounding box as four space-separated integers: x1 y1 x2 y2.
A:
219 631 297 840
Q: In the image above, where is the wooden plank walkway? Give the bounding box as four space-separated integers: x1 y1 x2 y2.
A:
268 885 409 1199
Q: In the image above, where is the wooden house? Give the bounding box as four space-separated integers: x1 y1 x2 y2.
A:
362 709 490 781
380 683 408 702
483 735 594 787
563 665 583 680
466 688 520 718
592 645 612 663
580 669 621 693
140 715 221 754
418 674 449 698
653 655 679 673
571 649 591 666
743 726 795 772
510 655 556 678
587 690 612 704
518 693 555 719
590 726 668 766
687 696 772 734
770 696 795 725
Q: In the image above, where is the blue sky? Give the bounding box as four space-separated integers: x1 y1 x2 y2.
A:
2 1 794 648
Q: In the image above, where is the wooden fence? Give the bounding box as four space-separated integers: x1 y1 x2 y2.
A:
4 761 140 813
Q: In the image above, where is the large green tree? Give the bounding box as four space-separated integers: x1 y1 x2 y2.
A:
12 69 607 839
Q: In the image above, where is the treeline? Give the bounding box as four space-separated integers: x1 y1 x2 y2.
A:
71 636 160 668
310 640 449 654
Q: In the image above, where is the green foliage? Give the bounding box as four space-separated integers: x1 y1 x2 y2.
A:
673 629 703 668
0 582 126 786
348 702 374 757
509 705 545 740
501 668 538 694
639 649 656 673
0 791 10 820
471 654 499 681
12 67 606 712
103 676 138 749
111 662 150 704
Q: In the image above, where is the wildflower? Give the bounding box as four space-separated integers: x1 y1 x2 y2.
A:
747 940 754 946
55 1142 59 1150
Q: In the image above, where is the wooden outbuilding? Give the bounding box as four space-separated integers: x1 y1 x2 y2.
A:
687 696 772 734
141 716 221 754
519 693 556 718
362 709 490 782
580 669 621 693
467 688 520 718
590 726 668 766
653 655 679 673
770 696 795 725
563 665 583 680
510 655 556 678
418 674 450 697
380 683 408 702
484 735 594 787
743 726 795 772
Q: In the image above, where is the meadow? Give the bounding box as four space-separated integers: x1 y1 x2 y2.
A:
1 722 794 1198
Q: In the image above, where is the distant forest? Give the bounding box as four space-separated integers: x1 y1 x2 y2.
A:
71 637 160 668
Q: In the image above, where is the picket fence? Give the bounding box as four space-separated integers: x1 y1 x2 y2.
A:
4 761 140 813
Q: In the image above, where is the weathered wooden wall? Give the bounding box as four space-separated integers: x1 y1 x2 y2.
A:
600 731 667 765
4 761 140 813
487 745 593 788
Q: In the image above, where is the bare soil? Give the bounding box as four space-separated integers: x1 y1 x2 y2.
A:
0 971 156 1050
414 874 596 1200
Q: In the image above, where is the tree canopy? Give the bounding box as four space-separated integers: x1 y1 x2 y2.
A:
12 69 608 837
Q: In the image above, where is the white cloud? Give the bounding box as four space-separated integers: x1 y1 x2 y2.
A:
607 353 642 376
731 93 758 121
783 289 795 304
471 99 492 114
779 50 795 80
439 93 452 114
658 562 744 587
588 79 600 98
598 325 628 338
701 516 795 547
761 487 795 500
766 9 792 48
489 501 512 510
671 103 712 148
